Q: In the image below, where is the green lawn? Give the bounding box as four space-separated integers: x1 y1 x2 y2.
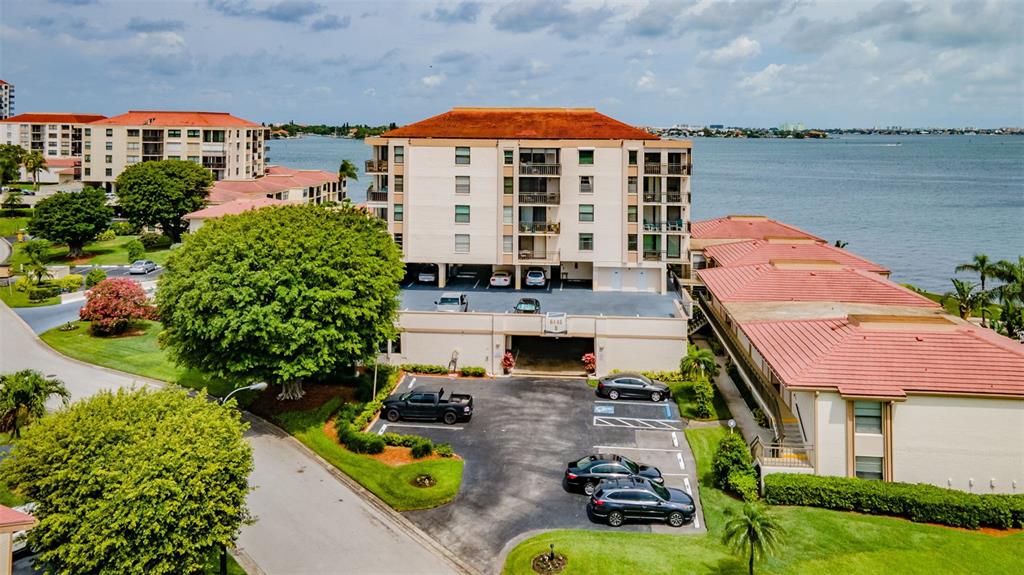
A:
40 320 250 402
204 552 247 575
503 425 1024 574
276 398 464 511
7 236 173 268
671 379 733 421
0 284 60 307
0 216 29 238
904 284 1002 320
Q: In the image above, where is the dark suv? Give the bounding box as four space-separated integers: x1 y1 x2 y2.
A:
565 454 664 495
587 477 696 528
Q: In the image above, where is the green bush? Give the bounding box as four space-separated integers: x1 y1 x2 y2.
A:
708 337 724 356
435 443 454 458
110 221 138 236
85 267 107 288
96 229 116 242
138 232 172 250
27 284 60 301
728 470 760 502
60 274 83 292
335 424 385 454
693 377 715 419
400 364 449 374
410 438 434 459
764 473 1024 530
13 276 31 292
711 431 754 490
0 208 33 217
639 370 686 385
752 407 769 428
125 239 145 262
458 366 486 377
350 365 399 431
381 432 418 447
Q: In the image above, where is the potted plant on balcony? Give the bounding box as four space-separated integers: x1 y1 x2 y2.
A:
502 351 515 375
581 352 596 375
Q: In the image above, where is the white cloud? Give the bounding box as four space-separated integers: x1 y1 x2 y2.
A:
636 70 656 91
697 35 761 65
421 73 445 88
739 63 785 95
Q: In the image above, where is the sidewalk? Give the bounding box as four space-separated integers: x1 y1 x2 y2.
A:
692 336 773 445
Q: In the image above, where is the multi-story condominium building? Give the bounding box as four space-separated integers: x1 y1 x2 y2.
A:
1 112 107 158
364 107 692 293
0 80 13 120
82 111 271 191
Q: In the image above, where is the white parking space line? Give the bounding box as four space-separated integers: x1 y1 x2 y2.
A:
660 473 690 477
377 424 388 435
473 279 480 289
593 416 681 430
409 377 417 388
383 423 464 431
676 452 685 470
593 400 672 407
671 432 679 448
592 445 684 453
683 477 700 529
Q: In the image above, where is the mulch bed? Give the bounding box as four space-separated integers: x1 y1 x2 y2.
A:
531 552 567 574
248 383 358 420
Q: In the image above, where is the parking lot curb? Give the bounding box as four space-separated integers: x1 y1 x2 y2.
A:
242 411 481 575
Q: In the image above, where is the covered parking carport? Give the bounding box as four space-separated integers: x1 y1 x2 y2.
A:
510 335 593 374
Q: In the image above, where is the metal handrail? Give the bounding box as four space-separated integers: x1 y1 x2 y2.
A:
519 222 560 233
749 437 814 469
519 163 561 176
518 192 560 204
365 160 388 172
518 250 559 261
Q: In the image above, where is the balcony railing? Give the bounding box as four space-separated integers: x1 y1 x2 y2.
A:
518 250 559 262
519 222 560 233
644 192 686 203
519 163 561 176
642 220 690 232
367 191 388 202
750 437 814 470
643 250 663 261
365 160 388 173
644 163 690 175
519 192 560 205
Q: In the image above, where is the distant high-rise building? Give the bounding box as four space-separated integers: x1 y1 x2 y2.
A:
0 80 13 120
778 122 805 132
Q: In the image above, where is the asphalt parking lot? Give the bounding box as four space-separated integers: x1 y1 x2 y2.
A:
370 375 705 573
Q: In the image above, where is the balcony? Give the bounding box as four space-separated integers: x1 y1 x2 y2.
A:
642 220 690 232
518 221 560 234
519 192 560 205
518 250 559 262
644 163 690 175
519 163 561 176
365 160 388 173
201 143 225 153
367 187 388 203
643 250 663 261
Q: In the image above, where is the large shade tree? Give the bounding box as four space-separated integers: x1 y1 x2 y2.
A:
0 144 24 185
114 159 213 242
0 388 252 574
28 187 113 258
157 204 404 400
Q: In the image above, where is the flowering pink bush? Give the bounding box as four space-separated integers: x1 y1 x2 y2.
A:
581 353 597 374
502 351 515 373
79 278 156 335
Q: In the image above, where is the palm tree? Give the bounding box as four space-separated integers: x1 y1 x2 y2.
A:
337 159 358 201
21 239 52 285
722 503 786 575
22 151 47 189
680 343 720 381
942 278 988 322
0 369 71 438
834 240 848 249
955 254 997 292
992 256 1024 305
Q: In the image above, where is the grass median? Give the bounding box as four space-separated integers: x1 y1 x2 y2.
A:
502 425 1024 574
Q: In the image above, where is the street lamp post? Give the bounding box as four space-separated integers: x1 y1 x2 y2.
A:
218 381 268 575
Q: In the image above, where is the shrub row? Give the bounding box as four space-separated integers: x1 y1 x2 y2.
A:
336 424 385 454
712 431 758 500
138 232 172 250
693 377 715 419
400 364 449 375
763 473 1024 530
27 284 61 302
458 366 486 377
350 365 400 432
0 208 33 217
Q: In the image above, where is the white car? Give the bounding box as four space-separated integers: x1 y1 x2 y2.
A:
489 270 511 287
128 260 158 274
434 292 468 312
525 269 547 287
417 267 438 283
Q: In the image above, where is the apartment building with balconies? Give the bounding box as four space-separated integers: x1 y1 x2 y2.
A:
364 107 692 293
1 112 107 159
0 80 14 120
81 111 270 191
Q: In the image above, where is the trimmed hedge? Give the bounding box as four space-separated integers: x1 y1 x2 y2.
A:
729 470 759 502
410 438 434 458
138 232 172 250
435 443 454 458
27 284 60 301
693 377 715 419
400 363 449 375
764 473 1024 530
336 424 385 454
712 431 755 490
351 365 400 431
458 366 486 377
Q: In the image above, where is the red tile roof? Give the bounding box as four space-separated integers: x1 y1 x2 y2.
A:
208 165 335 203
92 111 260 128
0 505 36 533
43 158 79 168
0 79 9 86
0 112 107 124
692 216 824 242
382 107 659 140
185 197 290 220
741 316 1024 398
697 264 938 306
704 240 890 274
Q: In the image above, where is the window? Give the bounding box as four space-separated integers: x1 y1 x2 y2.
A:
628 176 638 194
48 150 57 156
105 168 112 177
455 175 470 194
503 177 513 195
503 235 513 253
105 141 112 150
579 233 594 251
393 233 403 248
168 129 181 138
627 205 637 223
168 155 180 160
578 149 594 165
580 175 593 194
628 150 638 165
105 155 112 163
84 167 91 176
187 130 200 138
503 206 513 224
394 146 404 164
188 155 200 163
84 154 91 162
84 142 91 150
855 456 884 480
127 142 139 151
127 129 139 137
628 234 638 251
454 205 470 223
127 155 139 164
84 128 91 136
454 234 470 253
579 204 594 222
503 150 513 165
455 146 470 164
854 401 883 434
105 129 113 137
203 130 225 143
394 175 404 193
394 204 403 221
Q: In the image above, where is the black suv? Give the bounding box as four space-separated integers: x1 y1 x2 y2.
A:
587 477 696 528
564 454 664 495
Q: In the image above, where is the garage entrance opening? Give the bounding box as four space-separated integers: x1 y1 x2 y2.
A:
510 336 594 375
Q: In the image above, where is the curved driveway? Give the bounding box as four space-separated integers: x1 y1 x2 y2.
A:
0 302 465 575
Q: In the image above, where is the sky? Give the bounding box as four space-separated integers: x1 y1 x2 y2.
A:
0 0 1021 128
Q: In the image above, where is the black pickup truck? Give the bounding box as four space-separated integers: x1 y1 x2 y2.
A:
381 388 473 425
